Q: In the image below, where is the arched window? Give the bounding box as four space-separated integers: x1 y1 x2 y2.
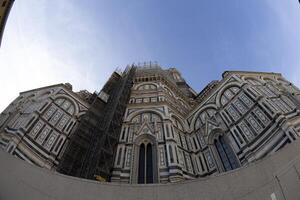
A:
194 108 216 130
146 143 153 183
54 98 75 115
129 112 161 183
138 143 154 184
220 86 240 106
214 136 239 171
137 84 157 91
138 144 145 183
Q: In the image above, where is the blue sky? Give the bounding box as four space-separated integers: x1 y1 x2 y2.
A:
0 0 300 111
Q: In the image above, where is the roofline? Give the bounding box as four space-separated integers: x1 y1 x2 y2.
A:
222 70 282 78
188 70 285 119
19 83 66 95
19 83 92 108
195 80 219 99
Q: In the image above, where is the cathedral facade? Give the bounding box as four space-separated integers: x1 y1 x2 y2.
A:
1 64 300 184
0 83 91 169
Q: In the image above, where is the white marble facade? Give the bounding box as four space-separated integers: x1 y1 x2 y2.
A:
1 67 300 184
111 68 300 184
0 83 90 170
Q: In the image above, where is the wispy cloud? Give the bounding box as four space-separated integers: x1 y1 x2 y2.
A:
265 0 300 86
1 0 300 112
0 0 114 111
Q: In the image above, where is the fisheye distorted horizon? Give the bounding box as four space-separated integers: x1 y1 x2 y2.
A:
0 0 300 111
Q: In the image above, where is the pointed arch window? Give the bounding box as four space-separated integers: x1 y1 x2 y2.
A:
54 98 75 115
220 86 240 106
138 143 154 184
146 144 153 183
137 84 157 91
169 145 174 163
138 144 145 183
195 108 216 130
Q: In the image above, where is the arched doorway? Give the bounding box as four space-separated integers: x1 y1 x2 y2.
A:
214 135 239 171
132 135 158 184
138 143 154 184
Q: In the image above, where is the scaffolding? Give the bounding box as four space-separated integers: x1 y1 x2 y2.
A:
57 66 136 180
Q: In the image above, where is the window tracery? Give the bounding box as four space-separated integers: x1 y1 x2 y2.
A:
54 98 75 115
137 84 157 91
28 97 78 155
220 86 240 106
194 108 216 130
